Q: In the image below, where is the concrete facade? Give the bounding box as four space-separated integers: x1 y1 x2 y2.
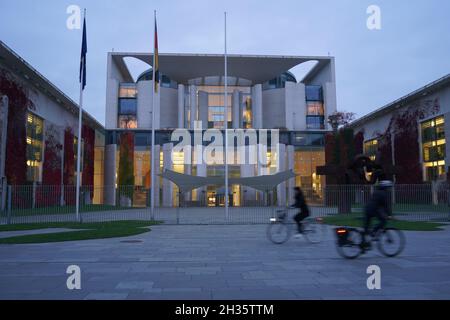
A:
351 74 450 183
104 52 337 206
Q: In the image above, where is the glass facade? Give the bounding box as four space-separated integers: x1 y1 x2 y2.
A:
137 69 177 89
294 148 325 202
262 71 297 90
108 129 326 206
118 83 137 129
196 85 251 129
26 112 44 182
305 85 325 130
421 116 446 181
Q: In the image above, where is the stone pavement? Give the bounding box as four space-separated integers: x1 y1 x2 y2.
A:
0 224 449 300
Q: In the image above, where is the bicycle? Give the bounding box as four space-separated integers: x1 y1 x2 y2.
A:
334 224 405 259
267 208 325 244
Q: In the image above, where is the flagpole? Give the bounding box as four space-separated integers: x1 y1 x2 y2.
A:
150 10 156 220
224 12 229 220
75 9 86 223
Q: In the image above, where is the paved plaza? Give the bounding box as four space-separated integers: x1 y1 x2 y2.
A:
0 224 449 300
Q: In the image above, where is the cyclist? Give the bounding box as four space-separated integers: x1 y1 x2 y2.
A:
293 187 310 236
361 180 393 250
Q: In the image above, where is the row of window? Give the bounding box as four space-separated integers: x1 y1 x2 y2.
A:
117 84 327 130
363 115 447 182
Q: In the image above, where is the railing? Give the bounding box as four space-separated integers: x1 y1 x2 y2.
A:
0 184 449 225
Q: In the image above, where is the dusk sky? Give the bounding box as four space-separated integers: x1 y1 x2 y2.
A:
1 0 449 125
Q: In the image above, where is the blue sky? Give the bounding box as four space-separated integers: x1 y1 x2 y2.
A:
1 0 450 125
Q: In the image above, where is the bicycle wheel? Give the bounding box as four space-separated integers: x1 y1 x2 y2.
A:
303 219 325 244
377 228 405 257
267 222 291 244
336 228 363 259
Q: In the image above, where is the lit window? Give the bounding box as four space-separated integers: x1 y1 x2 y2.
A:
26 112 44 182
364 139 378 161
421 116 446 181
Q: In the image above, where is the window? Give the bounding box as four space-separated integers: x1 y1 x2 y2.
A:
306 116 325 130
118 84 138 128
118 115 137 129
119 84 137 98
421 116 446 181
364 139 378 161
307 102 324 116
118 98 137 115
305 86 323 101
305 86 324 129
26 113 44 182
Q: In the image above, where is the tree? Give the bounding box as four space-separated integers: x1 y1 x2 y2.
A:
328 111 356 133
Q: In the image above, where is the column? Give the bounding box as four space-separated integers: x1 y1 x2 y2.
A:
196 157 207 205
323 82 337 131
276 144 286 206
177 84 185 128
232 89 240 129
153 144 161 207
285 82 306 131
257 143 268 204
184 147 192 202
105 79 119 129
137 80 152 128
198 90 209 129
241 163 255 204
151 80 161 129
287 145 295 205
239 92 245 128
189 85 197 129
251 84 262 129
104 144 117 205
162 143 173 207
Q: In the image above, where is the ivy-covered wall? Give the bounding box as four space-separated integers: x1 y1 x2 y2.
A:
354 97 441 184
0 68 31 185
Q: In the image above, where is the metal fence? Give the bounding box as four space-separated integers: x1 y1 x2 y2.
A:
1 184 449 225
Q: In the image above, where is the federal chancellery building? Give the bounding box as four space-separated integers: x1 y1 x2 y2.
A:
103 52 337 207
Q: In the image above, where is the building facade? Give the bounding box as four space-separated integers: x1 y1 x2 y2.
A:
105 53 337 207
351 74 450 184
0 41 105 208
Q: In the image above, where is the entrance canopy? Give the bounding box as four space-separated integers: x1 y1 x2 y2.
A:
159 170 297 193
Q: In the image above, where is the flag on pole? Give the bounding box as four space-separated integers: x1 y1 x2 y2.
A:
76 9 87 223
79 15 87 90
153 18 159 93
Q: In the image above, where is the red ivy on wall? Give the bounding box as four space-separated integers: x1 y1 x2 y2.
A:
0 68 32 185
35 124 63 207
63 127 75 205
353 131 364 156
392 111 422 183
42 124 63 186
82 124 95 200
359 98 440 184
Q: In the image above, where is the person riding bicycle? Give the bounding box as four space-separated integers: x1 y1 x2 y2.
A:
293 187 310 235
361 180 393 250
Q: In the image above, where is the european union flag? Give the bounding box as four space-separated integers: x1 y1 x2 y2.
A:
79 15 87 90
